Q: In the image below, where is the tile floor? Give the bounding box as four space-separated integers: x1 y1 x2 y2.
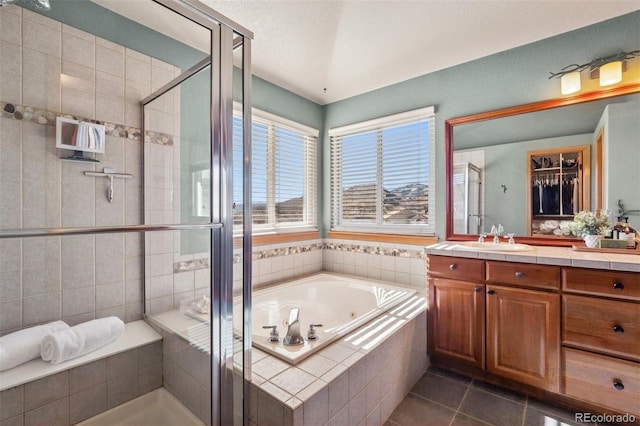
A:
386 367 598 426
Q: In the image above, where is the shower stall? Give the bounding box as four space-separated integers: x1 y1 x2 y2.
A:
453 162 482 234
0 0 252 424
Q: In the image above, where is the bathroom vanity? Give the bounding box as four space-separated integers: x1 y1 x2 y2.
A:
425 244 640 417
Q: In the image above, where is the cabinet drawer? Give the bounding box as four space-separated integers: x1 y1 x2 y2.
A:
563 268 640 301
427 255 484 282
486 261 560 290
563 295 640 360
563 347 640 416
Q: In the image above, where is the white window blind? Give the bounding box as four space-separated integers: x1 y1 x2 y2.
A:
329 107 435 234
233 108 318 233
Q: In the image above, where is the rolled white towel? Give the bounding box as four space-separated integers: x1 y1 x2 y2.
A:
41 317 124 365
0 321 70 371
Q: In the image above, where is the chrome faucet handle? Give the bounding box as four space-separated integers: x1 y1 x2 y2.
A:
307 323 323 340
497 223 504 236
262 325 280 342
490 225 498 236
505 233 516 245
478 233 487 243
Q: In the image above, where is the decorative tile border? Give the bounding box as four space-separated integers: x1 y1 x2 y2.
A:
236 240 425 263
1 100 172 145
251 242 323 261
173 257 209 273
323 241 425 259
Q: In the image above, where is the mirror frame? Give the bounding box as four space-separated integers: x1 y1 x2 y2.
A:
445 81 640 246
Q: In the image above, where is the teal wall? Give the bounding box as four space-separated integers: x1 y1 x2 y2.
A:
321 11 640 238
603 99 640 230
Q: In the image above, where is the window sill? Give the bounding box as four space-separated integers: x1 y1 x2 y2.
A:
233 230 320 247
328 231 438 246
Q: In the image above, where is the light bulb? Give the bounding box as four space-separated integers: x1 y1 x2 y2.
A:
599 61 622 86
560 72 581 95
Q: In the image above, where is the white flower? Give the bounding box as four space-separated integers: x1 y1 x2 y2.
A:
570 210 611 237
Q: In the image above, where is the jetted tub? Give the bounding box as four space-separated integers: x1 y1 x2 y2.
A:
250 273 416 363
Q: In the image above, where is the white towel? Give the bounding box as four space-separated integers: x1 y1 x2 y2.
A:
40 317 124 365
0 321 70 371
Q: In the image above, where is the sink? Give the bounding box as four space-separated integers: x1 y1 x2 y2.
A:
455 241 535 252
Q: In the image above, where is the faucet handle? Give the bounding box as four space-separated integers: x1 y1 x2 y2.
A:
307 323 323 340
505 233 516 245
478 233 487 243
262 325 280 342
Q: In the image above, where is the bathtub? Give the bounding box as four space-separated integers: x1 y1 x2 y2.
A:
250 273 416 364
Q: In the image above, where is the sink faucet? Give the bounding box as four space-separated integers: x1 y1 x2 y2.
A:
283 307 304 346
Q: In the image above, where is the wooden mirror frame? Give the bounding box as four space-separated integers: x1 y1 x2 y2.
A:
445 82 640 246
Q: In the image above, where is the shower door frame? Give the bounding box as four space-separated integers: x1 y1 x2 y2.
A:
141 1 253 425
0 0 253 424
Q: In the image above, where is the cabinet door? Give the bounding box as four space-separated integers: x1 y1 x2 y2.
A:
428 277 485 370
486 285 560 392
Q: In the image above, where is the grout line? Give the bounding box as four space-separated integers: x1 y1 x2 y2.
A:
522 396 528 426
469 381 527 406
449 380 472 426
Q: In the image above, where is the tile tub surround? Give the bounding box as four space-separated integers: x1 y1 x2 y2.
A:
425 242 640 272
322 239 427 289
234 238 427 292
248 293 428 426
0 341 163 426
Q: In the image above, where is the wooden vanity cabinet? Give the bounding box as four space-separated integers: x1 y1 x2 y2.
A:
429 277 485 370
427 256 485 370
427 255 560 392
561 268 640 416
486 285 560 392
428 254 640 416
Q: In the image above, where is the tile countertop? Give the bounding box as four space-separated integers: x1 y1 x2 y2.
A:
424 242 639 272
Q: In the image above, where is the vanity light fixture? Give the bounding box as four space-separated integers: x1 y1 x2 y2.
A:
599 60 623 86
560 71 581 95
549 50 639 95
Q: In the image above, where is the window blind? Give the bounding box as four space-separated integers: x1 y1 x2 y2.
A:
233 107 318 232
329 106 435 234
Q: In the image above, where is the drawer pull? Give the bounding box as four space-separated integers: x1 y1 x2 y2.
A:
449 264 457 271
613 380 625 391
613 281 624 290
487 289 495 295
515 271 524 278
474 287 483 293
612 325 624 333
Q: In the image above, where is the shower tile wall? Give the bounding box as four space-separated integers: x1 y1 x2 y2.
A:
0 5 179 335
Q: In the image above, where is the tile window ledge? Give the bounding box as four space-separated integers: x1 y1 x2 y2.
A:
328 231 438 246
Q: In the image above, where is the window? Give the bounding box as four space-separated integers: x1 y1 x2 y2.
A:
329 107 435 234
233 108 318 233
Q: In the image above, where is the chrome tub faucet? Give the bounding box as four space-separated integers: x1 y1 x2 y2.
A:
283 307 304 346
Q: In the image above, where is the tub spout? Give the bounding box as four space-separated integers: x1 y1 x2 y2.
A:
283 307 304 346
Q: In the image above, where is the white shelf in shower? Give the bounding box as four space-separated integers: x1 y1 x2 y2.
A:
0 320 161 391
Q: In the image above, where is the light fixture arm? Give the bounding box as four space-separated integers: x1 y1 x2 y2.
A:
549 50 640 79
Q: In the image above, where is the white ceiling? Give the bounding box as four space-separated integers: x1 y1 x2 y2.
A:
94 0 640 105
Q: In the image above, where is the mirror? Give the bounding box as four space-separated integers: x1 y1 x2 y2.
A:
445 83 640 245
